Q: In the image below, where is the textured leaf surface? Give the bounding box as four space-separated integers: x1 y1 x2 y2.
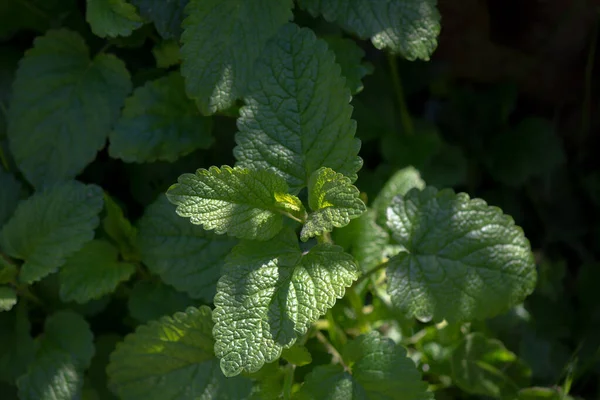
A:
301 167 366 241
86 0 144 38
213 228 359 376
372 166 425 227
7 29 131 188
235 24 362 193
181 0 292 114
0 287 17 311
386 187 537 323
59 240 135 304
297 332 432 400
110 72 213 163
333 210 389 273
323 36 373 95
0 170 22 228
107 306 253 400
17 351 82 400
137 196 237 301
127 280 196 323
297 0 441 60
167 166 304 241
130 0 188 39
0 181 103 284
451 333 531 398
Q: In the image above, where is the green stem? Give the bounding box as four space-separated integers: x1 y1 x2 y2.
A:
282 364 295 400
314 330 350 373
387 54 414 136
353 261 389 288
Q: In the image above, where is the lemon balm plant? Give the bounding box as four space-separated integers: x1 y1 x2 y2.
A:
0 0 540 399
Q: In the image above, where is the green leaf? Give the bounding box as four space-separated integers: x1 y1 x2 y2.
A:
107 306 253 400
0 257 17 284
86 0 144 38
0 181 104 284
152 40 180 68
487 118 566 186
0 287 17 311
7 29 131 188
109 72 213 163
41 311 95 369
213 228 359 376
297 0 440 60
0 304 37 383
0 0 76 39
296 331 432 400
518 387 565 400
386 187 537 323
87 335 121 400
127 280 196 323
322 36 373 95
372 166 425 227
180 0 292 114
102 193 139 262
17 351 83 400
0 170 23 228
130 0 188 39
167 166 305 241
247 361 285 400
301 167 366 241
281 344 312 366
451 333 531 398
332 210 389 273
137 196 237 301
59 240 135 304
234 24 362 193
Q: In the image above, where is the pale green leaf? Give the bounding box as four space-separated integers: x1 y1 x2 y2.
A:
0 304 37 383
323 36 373 95
451 333 531 398
7 29 131 188
86 0 144 38
0 287 17 311
130 0 188 39
127 280 196 323
152 40 180 68
281 344 312 366
235 24 362 193
102 193 139 262
297 0 441 60
181 0 292 114
59 240 135 304
296 331 432 400
213 228 359 376
372 166 425 227
107 306 253 400
137 196 237 301
301 167 366 241
0 170 23 227
332 209 389 273
109 72 213 163
17 351 83 400
167 166 304 241
386 187 537 323
0 181 104 284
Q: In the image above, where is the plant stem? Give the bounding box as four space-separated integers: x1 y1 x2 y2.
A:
314 330 350 373
353 260 389 288
387 54 414 136
282 364 295 400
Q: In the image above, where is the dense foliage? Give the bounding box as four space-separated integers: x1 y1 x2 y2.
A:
0 0 598 399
